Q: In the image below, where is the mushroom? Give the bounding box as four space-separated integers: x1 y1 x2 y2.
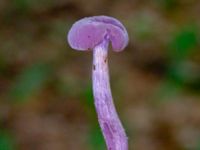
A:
67 16 129 150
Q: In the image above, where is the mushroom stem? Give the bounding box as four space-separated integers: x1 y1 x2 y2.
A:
92 39 128 150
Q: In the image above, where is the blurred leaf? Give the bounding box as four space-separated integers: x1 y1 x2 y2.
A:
81 85 97 119
13 0 30 13
0 130 15 150
84 85 94 107
169 25 198 61
156 0 178 10
165 25 200 92
88 125 106 150
167 62 195 85
155 80 182 103
10 63 51 102
196 141 200 150
186 80 200 92
13 0 53 14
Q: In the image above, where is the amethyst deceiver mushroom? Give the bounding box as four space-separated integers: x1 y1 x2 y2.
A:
67 16 129 150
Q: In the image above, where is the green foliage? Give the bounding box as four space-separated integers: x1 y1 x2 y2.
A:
196 140 200 150
166 25 199 87
10 63 51 102
84 85 94 107
82 86 105 149
12 0 53 14
167 62 195 86
13 0 30 13
156 80 182 102
169 25 199 61
0 130 15 150
88 125 106 150
156 0 178 10
81 85 97 119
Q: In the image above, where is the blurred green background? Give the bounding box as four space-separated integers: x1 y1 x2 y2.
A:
0 0 200 150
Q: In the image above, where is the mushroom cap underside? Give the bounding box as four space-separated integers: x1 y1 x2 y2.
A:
67 16 129 52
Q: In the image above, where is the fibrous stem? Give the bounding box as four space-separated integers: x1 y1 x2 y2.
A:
92 39 128 150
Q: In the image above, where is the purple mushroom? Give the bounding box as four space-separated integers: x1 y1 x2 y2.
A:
67 16 129 150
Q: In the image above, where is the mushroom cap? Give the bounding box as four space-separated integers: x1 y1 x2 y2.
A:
67 16 129 52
